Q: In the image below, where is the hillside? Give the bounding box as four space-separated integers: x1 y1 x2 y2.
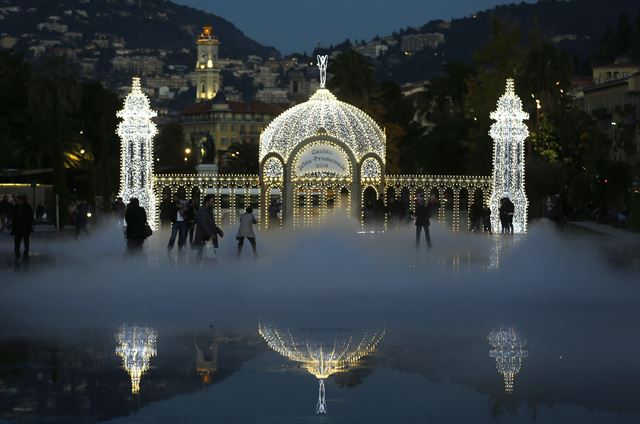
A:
341 0 640 83
0 0 278 59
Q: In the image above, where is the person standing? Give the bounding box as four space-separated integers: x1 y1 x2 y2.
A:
74 200 90 239
12 196 33 260
0 195 9 233
159 195 173 229
167 196 187 249
499 197 515 234
185 199 197 245
35 203 45 223
193 195 223 259
236 207 257 257
470 199 483 232
125 198 149 253
505 198 515 234
112 197 126 224
414 196 435 249
482 204 492 233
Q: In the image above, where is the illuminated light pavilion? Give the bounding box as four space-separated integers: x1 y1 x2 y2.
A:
258 56 387 224
259 322 384 414
148 37 528 232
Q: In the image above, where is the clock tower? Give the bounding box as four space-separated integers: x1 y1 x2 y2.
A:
195 26 221 101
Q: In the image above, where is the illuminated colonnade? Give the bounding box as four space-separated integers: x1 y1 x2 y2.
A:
148 72 524 231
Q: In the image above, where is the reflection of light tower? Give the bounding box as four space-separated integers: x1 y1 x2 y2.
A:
195 338 218 386
117 77 158 228
489 79 529 234
488 327 528 393
259 323 384 414
115 325 158 394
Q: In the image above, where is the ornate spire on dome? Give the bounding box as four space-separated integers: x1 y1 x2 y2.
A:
317 55 328 89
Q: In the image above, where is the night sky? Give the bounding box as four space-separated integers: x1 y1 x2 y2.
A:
174 0 534 53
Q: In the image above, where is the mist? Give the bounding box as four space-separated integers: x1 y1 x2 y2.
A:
1 218 637 338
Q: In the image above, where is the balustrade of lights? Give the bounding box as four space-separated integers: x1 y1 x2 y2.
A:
154 174 491 231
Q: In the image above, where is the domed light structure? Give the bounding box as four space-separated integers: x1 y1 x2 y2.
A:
115 325 158 395
488 327 528 393
258 89 386 165
489 79 529 234
117 77 158 228
259 323 384 414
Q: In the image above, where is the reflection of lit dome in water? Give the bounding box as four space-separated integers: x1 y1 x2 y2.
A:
488 327 528 392
259 323 384 414
259 89 386 163
115 325 158 394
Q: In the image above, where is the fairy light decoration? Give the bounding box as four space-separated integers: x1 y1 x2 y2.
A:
488 327 528 393
488 79 529 234
115 325 158 395
117 77 158 228
258 58 386 167
259 323 384 414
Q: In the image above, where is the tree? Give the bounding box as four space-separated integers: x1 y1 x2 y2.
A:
155 121 188 171
81 81 120 210
223 140 259 174
327 50 376 110
465 20 523 174
0 51 31 169
28 57 82 228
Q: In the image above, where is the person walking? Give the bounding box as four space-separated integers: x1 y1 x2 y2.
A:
167 196 188 249
236 207 257 257
193 194 223 260
414 195 436 249
125 198 149 254
12 196 33 260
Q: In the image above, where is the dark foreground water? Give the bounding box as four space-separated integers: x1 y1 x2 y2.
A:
0 220 639 423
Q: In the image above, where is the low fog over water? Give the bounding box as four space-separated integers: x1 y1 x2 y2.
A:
1 219 639 423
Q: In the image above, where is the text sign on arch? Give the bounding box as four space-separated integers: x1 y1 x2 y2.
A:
295 144 350 176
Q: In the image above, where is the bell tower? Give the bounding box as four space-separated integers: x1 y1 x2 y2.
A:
195 26 221 101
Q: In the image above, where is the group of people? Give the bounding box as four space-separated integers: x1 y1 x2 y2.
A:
124 194 258 258
1 195 34 260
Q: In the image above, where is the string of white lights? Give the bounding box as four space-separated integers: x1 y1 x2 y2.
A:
117 77 158 228
115 325 158 394
258 323 384 414
488 327 528 392
489 79 529 234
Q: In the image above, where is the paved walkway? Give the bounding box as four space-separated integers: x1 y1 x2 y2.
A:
569 221 640 241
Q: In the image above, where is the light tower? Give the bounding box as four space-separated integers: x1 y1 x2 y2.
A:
195 26 221 101
117 77 157 227
489 79 529 234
